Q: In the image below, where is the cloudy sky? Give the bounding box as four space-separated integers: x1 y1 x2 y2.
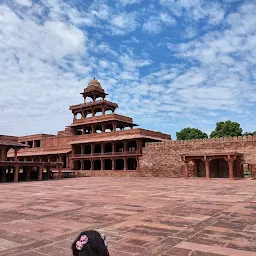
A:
0 0 256 138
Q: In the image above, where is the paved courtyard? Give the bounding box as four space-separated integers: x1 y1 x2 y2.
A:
0 177 255 256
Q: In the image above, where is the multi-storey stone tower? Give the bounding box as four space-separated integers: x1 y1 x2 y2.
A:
68 78 171 173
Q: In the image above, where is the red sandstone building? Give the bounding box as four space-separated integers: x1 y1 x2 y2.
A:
1 79 256 182
3 78 170 182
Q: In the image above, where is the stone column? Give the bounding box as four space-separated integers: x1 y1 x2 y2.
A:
112 122 117 131
101 143 104 155
26 167 30 181
112 143 115 155
82 111 85 118
80 160 83 170
102 107 105 115
124 158 127 170
81 145 84 155
91 125 95 133
47 167 50 180
38 166 43 181
14 148 18 161
228 160 234 179
66 155 69 169
92 109 95 116
102 124 105 132
90 160 93 171
184 161 189 178
204 160 210 179
101 159 104 170
14 165 19 182
123 141 127 153
112 158 115 170
91 144 94 156
58 166 62 179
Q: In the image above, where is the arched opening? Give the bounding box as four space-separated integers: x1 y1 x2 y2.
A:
86 112 93 118
104 159 112 170
18 167 26 181
84 144 91 155
76 113 82 119
73 160 81 170
210 159 229 178
242 163 251 178
105 110 113 115
115 143 124 153
6 167 14 182
7 148 15 161
93 160 101 170
116 159 124 170
84 127 92 134
127 158 137 170
30 166 39 181
49 155 58 162
95 125 102 133
196 160 206 177
94 108 102 116
83 160 91 170
128 141 137 152
94 144 101 154
104 143 112 154
75 128 83 135
74 146 82 155
62 155 67 168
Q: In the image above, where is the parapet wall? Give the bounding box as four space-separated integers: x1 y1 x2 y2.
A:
138 136 256 178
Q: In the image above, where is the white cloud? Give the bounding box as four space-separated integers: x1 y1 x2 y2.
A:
16 0 32 7
117 0 142 6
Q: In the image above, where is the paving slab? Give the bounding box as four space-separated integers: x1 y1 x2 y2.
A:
0 177 255 255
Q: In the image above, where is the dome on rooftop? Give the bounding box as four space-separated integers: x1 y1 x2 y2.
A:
88 77 101 88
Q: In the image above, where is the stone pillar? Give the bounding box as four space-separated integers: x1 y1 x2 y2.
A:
80 160 83 170
102 124 105 132
90 160 93 171
91 144 94 156
66 155 69 169
112 143 115 155
124 158 127 170
1 168 6 182
92 109 95 116
58 166 62 179
112 122 117 131
101 143 104 155
228 160 234 179
204 160 210 179
91 125 95 133
14 165 19 182
38 166 43 181
47 167 50 180
112 158 115 170
82 111 85 118
184 161 189 178
14 148 18 161
26 167 30 181
123 141 127 153
101 159 104 170
102 107 105 115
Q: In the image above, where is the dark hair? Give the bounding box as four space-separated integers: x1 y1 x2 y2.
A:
72 230 109 256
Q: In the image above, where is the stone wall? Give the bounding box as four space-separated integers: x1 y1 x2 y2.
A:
138 136 256 178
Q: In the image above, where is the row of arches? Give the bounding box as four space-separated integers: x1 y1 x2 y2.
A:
74 108 115 120
74 158 137 171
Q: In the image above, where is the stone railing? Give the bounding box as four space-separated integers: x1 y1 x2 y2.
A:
72 114 133 125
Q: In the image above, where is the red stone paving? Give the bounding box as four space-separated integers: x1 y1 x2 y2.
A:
0 177 255 256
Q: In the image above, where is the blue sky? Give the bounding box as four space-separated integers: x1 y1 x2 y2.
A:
0 0 256 138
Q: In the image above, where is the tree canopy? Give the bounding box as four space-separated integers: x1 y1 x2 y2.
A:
243 131 256 136
176 127 208 140
210 120 243 138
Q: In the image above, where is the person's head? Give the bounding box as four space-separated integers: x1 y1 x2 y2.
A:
72 230 109 256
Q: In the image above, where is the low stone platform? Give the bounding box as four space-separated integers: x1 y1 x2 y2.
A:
0 177 255 256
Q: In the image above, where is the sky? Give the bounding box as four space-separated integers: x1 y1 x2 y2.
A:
0 0 256 138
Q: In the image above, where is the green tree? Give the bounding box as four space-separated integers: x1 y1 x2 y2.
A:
243 131 256 136
210 120 243 138
176 127 208 140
